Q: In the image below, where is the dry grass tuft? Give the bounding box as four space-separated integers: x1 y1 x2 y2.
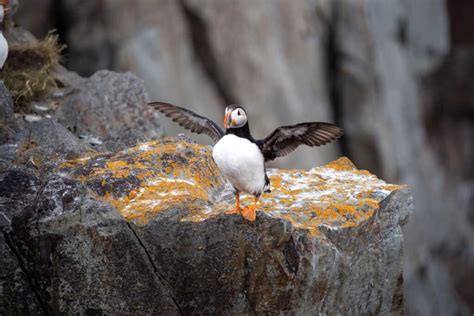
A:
0 32 65 111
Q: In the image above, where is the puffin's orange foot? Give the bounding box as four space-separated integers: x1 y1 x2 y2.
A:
241 206 256 222
225 207 241 215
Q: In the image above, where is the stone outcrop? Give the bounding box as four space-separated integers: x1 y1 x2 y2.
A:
1 132 412 314
13 0 472 313
12 0 474 312
0 29 412 312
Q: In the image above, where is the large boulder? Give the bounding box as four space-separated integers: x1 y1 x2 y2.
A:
14 0 470 311
2 138 412 314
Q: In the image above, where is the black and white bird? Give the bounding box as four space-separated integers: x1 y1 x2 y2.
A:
0 1 8 69
149 102 343 221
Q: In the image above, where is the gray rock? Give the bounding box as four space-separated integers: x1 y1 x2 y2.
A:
0 164 43 315
0 82 16 144
3 117 92 172
0 77 92 171
1 170 180 315
54 70 164 152
0 233 43 315
134 188 411 315
2 138 412 314
12 0 473 313
333 1 472 314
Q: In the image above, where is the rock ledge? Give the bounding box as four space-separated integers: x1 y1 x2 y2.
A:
2 138 412 315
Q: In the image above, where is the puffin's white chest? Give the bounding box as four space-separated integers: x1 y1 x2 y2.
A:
212 134 265 195
0 31 7 68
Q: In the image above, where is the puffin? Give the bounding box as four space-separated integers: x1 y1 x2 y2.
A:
0 0 8 69
149 102 343 221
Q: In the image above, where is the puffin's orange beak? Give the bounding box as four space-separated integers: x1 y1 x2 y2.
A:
223 112 230 128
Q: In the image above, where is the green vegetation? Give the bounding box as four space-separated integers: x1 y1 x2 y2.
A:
0 32 65 111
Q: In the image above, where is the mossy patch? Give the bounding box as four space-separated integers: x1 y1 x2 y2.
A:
0 32 65 110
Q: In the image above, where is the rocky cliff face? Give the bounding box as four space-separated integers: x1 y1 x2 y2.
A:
1 130 412 314
11 0 474 313
0 43 412 313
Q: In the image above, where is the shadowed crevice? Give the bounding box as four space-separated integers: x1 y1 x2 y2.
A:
179 0 237 106
2 231 52 315
322 1 349 157
125 222 184 316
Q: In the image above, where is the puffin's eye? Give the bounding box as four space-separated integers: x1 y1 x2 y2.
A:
237 110 242 116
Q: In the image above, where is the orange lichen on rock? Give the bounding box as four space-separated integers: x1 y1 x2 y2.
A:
324 156 356 171
60 138 226 224
238 155 403 235
60 138 403 231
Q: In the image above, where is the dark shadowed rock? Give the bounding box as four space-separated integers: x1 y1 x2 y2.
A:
0 82 16 144
2 171 180 315
0 164 43 315
3 138 412 314
0 233 43 315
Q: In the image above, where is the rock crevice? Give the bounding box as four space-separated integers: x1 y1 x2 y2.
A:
2 231 51 315
179 0 236 106
125 221 184 316
15 137 409 315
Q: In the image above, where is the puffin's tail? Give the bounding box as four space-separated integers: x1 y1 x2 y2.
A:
263 174 271 193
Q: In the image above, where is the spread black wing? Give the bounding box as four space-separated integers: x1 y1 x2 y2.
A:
257 122 343 161
149 102 224 143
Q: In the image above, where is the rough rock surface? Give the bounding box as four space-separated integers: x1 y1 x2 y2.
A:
333 1 472 314
53 70 164 152
2 137 412 314
13 0 472 312
0 83 16 144
0 165 43 315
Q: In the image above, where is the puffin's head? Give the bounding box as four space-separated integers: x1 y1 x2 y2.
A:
223 105 247 129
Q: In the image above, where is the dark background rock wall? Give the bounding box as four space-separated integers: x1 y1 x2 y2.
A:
13 0 474 314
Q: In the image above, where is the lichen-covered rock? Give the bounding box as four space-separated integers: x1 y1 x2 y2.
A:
2 138 412 314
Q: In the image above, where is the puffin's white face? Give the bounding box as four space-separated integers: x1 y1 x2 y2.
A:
224 106 247 129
